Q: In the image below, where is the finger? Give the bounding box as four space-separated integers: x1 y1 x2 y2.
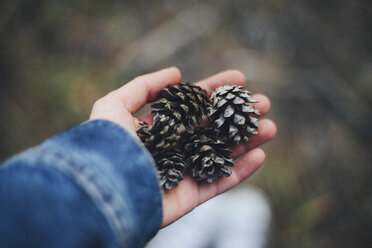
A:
195 70 246 96
251 94 271 116
231 119 277 159
113 67 181 114
198 148 265 204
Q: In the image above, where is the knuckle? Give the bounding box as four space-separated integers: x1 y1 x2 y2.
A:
92 99 103 110
92 97 108 109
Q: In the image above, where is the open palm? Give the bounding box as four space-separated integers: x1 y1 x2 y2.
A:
90 67 277 227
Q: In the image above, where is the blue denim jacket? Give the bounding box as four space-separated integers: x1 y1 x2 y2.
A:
0 120 163 248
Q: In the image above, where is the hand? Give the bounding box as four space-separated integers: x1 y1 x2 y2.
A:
90 67 277 227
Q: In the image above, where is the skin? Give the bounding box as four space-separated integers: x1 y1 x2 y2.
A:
89 67 277 227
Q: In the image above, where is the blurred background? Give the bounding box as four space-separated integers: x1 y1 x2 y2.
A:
1 0 371 247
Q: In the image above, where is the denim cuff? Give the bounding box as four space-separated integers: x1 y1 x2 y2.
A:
1 120 163 248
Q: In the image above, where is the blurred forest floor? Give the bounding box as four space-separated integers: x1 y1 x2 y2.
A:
1 0 371 247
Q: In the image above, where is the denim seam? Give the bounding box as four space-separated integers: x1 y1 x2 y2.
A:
37 148 129 248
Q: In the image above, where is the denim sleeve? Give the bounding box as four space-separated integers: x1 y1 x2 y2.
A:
0 120 163 248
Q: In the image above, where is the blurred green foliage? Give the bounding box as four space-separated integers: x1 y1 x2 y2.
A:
1 0 371 247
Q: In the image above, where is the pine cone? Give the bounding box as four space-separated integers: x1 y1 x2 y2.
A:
155 148 187 190
208 84 260 144
183 128 234 183
136 114 180 157
151 82 210 133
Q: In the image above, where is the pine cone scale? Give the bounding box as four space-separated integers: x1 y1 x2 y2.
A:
234 114 246 125
217 98 228 108
233 97 245 104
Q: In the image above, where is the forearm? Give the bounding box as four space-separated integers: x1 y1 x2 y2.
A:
0 120 163 248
